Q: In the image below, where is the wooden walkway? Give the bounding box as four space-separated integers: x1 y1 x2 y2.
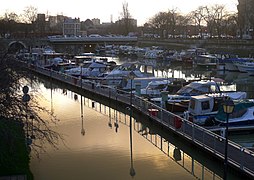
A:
28 63 254 179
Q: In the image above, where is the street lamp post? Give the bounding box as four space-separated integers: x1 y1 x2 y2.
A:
222 98 235 180
80 63 83 89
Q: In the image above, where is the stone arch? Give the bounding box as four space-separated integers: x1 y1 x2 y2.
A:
8 41 27 53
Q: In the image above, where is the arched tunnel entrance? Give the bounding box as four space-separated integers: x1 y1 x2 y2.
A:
8 41 27 54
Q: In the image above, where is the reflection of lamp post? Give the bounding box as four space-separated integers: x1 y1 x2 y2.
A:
129 71 136 177
108 88 112 128
223 98 234 180
80 95 85 136
22 86 30 138
114 96 119 133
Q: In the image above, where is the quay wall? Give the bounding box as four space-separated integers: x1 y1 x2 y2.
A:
2 37 254 57
24 62 254 179
138 38 254 56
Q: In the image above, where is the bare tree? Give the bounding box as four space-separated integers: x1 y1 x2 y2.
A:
0 11 20 37
176 14 192 38
167 9 179 38
3 11 19 22
120 1 133 35
22 6 38 23
212 4 227 38
148 8 181 38
202 4 229 38
149 12 168 38
191 6 206 38
221 13 238 37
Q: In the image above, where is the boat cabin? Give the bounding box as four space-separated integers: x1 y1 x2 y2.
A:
187 95 224 125
188 95 216 115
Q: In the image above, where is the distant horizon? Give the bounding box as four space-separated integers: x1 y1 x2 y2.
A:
0 0 238 26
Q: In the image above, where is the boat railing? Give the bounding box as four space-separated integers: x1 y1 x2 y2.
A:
27 62 254 177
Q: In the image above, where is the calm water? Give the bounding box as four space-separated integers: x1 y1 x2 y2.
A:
117 57 254 98
29 75 249 180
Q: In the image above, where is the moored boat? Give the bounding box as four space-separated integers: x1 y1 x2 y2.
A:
185 93 248 126
234 59 254 75
155 80 224 112
215 99 254 127
101 61 155 88
194 54 218 68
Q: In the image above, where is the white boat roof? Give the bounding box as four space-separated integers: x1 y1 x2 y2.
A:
148 80 171 86
198 54 217 58
177 80 219 94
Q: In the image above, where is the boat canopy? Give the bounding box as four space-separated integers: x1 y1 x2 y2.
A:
215 100 254 122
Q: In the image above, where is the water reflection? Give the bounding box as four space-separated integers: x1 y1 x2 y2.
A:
51 87 221 179
31 77 250 180
129 108 136 178
80 95 85 136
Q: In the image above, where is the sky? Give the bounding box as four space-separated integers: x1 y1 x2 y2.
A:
0 0 238 26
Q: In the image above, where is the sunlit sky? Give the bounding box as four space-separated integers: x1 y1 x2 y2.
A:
1 0 238 25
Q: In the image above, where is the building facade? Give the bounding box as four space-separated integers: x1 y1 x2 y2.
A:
63 18 81 37
92 18 100 26
238 0 254 39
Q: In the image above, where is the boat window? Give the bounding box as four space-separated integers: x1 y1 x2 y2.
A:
190 99 195 110
230 109 247 118
189 89 201 95
201 101 210 110
210 85 217 92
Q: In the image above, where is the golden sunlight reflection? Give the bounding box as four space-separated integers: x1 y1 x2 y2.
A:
30 83 221 180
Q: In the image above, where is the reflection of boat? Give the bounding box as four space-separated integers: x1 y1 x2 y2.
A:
223 71 240 83
224 58 241 71
234 73 254 84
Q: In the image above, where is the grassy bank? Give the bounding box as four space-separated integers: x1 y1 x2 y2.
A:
0 117 33 179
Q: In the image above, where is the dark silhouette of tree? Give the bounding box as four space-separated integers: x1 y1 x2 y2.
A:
202 5 229 38
22 6 38 24
0 50 62 158
121 1 131 35
191 6 206 38
148 9 181 38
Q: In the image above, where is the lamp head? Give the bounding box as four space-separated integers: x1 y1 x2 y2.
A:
223 97 235 114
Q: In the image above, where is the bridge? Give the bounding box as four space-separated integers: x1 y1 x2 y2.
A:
0 36 138 55
48 36 138 54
